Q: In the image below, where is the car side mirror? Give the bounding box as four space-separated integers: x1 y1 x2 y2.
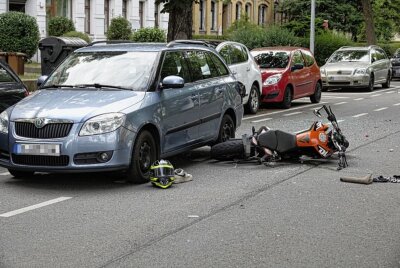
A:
291 63 304 72
161 75 184 89
236 82 246 98
37 75 48 87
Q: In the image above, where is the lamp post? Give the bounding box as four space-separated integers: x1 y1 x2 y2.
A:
310 0 315 54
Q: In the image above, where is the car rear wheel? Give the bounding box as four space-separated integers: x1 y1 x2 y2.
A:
216 114 235 143
310 82 322 103
8 169 35 179
245 84 260 114
126 130 157 184
280 86 292 109
366 74 374 92
382 72 391 88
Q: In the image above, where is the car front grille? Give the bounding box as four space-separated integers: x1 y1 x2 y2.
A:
327 70 353 75
15 122 73 139
329 81 351 85
12 154 69 166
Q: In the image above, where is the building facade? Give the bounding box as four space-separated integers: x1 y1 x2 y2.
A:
0 0 169 41
192 0 275 36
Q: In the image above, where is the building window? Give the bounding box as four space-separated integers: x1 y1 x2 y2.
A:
211 1 216 30
155 4 159 28
85 0 90 34
46 0 72 18
104 0 110 33
9 2 25 12
235 2 242 21
199 0 205 30
122 0 127 19
139 1 144 28
258 4 267 25
245 3 251 19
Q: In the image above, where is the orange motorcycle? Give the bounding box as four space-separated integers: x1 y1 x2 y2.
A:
211 105 349 170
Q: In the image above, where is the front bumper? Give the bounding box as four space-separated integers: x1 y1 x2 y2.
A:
0 122 135 173
321 74 370 88
392 66 400 78
260 84 282 103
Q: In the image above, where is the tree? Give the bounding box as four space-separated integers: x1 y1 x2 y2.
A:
155 0 197 42
360 0 376 45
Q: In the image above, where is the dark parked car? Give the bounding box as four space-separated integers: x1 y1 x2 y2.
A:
0 60 28 113
391 48 400 79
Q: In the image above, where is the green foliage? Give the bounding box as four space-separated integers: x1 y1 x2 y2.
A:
227 20 301 50
314 31 353 66
0 11 40 58
106 17 132 40
377 43 400 57
48 16 75 36
62 31 91 43
130 27 166 42
372 0 400 42
192 34 227 40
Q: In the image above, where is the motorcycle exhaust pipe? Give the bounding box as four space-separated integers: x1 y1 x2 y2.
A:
340 174 373 185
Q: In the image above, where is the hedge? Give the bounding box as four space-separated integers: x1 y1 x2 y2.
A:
48 16 75 36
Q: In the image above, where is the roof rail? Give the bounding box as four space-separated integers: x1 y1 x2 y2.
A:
86 40 135 47
339 46 352 49
166 40 213 48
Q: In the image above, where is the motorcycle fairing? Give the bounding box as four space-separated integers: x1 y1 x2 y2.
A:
296 122 333 158
258 130 297 153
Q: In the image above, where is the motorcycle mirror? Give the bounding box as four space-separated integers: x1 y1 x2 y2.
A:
313 109 322 117
252 126 256 134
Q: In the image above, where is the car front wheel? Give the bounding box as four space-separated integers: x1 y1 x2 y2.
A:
245 84 260 114
382 72 391 88
366 74 374 92
281 86 292 109
126 130 157 184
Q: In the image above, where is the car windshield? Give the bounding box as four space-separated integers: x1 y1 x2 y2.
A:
43 51 158 90
328 50 370 63
252 51 290 69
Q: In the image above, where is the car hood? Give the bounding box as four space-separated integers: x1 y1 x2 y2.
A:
10 89 145 122
321 61 370 71
260 69 286 80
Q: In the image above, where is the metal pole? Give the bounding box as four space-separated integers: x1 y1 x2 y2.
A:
310 0 315 54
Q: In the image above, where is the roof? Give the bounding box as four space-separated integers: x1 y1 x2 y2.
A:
338 45 380 51
76 41 216 53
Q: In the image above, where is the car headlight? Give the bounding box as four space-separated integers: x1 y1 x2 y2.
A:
79 113 126 136
320 68 326 76
263 74 282 86
354 68 367 75
0 111 9 134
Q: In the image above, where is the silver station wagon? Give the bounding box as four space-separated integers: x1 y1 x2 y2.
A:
0 42 244 183
320 45 391 91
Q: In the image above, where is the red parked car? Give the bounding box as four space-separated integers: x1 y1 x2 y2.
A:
250 47 322 108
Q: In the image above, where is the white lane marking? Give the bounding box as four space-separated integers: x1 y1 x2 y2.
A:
243 102 328 121
0 197 72 218
393 103 400 106
334 102 347 106
0 172 10 176
352 113 368 118
374 107 388 112
321 96 349 99
283 111 302 117
371 94 382 97
354 98 364 101
385 91 395 94
251 117 273 123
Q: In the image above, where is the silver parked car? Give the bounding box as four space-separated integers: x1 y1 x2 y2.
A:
320 45 392 91
390 48 400 79
0 42 244 183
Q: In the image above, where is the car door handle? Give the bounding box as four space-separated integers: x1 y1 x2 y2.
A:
246 67 250 72
190 94 198 101
216 88 224 95
231 71 237 75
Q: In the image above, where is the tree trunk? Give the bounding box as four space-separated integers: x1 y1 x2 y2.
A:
167 2 193 42
360 0 376 45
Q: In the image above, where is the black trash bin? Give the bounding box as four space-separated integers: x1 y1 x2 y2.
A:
39 37 87 75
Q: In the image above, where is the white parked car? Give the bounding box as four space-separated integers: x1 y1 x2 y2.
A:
174 40 262 114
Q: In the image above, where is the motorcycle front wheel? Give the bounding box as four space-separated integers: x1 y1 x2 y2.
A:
210 139 244 161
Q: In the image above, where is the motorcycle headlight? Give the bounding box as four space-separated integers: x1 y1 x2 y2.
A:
79 113 126 136
0 111 9 134
263 74 282 86
354 68 367 75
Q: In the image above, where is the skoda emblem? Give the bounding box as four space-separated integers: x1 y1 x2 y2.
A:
34 118 45 128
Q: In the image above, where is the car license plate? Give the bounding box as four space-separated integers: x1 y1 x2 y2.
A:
14 143 61 156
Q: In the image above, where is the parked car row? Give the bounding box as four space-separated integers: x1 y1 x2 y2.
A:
0 40 396 183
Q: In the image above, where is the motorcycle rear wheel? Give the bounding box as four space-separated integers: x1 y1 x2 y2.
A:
210 139 244 161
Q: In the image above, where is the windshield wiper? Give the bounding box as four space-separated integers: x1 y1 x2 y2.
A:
40 84 76 89
75 83 133 91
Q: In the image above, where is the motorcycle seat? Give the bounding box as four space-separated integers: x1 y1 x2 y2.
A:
258 130 297 153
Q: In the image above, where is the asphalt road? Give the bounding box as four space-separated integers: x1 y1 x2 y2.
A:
1 81 400 268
